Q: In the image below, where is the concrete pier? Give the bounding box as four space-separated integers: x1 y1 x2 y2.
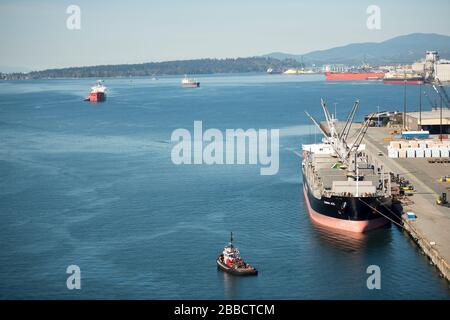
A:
320 122 450 281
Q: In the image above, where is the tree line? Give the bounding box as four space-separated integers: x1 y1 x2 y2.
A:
1 57 303 80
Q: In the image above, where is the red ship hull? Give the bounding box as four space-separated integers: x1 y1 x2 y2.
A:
325 72 385 81
88 92 106 102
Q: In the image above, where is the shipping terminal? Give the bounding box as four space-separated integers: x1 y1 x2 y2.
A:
303 88 450 280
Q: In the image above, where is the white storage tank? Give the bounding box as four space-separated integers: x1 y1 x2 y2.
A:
415 148 425 158
398 149 407 158
435 62 450 82
432 148 441 158
388 148 399 158
407 148 416 158
440 148 449 157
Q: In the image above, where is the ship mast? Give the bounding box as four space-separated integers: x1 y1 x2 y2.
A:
229 232 233 248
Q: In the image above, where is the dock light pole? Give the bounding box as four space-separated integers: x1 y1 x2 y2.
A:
440 96 443 142
377 105 380 127
419 83 422 130
334 102 337 120
403 77 407 130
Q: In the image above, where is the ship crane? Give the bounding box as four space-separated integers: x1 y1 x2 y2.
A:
423 90 435 108
433 79 450 109
304 110 349 166
345 113 373 159
339 100 360 141
305 99 373 169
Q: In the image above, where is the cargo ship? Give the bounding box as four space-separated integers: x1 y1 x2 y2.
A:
85 80 106 102
325 71 385 81
181 75 200 88
383 72 424 85
302 99 392 233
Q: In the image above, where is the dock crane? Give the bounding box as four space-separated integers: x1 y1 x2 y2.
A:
433 78 450 109
305 99 374 170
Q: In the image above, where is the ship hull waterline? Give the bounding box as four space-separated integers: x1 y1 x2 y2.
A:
216 255 258 276
383 80 424 85
181 83 200 88
87 92 106 102
303 185 390 233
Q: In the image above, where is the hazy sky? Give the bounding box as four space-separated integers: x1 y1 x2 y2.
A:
1 0 449 71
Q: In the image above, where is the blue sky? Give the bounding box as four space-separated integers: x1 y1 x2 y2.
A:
1 0 449 71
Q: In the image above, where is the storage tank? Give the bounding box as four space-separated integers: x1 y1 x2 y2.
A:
431 148 441 157
399 149 407 158
388 148 399 158
415 148 425 158
440 147 449 157
407 148 416 158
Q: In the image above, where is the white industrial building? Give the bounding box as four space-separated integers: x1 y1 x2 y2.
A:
435 60 450 82
410 51 450 82
406 109 450 134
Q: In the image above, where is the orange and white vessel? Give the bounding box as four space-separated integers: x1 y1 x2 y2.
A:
85 80 107 102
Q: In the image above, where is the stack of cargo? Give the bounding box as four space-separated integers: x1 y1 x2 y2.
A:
387 140 450 158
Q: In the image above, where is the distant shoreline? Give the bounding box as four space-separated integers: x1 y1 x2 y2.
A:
0 71 274 81
0 57 303 81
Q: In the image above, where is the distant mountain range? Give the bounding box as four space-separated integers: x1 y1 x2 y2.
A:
2 33 450 79
264 33 450 66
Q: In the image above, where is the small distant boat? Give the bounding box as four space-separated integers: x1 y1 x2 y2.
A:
85 80 106 102
267 67 282 75
181 75 200 88
216 232 258 276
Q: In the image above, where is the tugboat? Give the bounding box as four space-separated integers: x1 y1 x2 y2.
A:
84 80 107 102
181 75 200 88
216 232 257 276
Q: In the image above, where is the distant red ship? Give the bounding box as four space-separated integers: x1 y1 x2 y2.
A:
85 80 107 102
325 71 385 81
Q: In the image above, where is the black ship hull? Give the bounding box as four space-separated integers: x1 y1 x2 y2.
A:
216 255 258 276
302 169 391 233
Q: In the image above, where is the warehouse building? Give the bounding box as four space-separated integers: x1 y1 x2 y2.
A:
405 109 450 134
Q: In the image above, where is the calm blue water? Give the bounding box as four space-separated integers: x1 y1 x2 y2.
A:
0 74 449 299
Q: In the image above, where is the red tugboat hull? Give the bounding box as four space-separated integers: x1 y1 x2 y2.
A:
89 92 106 102
181 83 200 88
216 255 258 276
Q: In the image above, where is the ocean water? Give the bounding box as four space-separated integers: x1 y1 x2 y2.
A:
0 74 448 299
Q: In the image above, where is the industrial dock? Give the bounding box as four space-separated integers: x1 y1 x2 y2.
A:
321 120 450 281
